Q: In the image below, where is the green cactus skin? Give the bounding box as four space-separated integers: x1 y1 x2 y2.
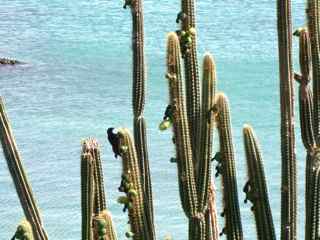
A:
307 0 320 144
0 98 48 240
180 0 201 165
197 53 216 211
215 92 243 240
81 152 95 240
117 128 151 240
243 125 276 240
12 220 34 240
277 0 297 238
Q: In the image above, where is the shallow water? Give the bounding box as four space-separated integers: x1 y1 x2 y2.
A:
0 0 307 239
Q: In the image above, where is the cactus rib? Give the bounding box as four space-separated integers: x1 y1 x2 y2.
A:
0 97 48 240
243 125 276 240
215 92 243 240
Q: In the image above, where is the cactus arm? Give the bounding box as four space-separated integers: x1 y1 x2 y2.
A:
129 0 145 118
180 0 201 163
295 28 315 150
117 128 150 240
307 0 320 144
82 139 107 214
82 139 118 240
277 0 297 238
0 98 48 240
243 125 276 240
166 32 198 217
198 53 216 210
215 93 243 240
126 0 155 236
81 152 95 240
133 117 155 238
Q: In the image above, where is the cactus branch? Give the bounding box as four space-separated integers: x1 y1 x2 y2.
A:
215 92 243 240
0 97 48 240
277 0 297 238
243 125 276 240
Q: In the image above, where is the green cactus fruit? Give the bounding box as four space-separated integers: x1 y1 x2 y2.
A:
125 231 134 238
159 119 172 131
128 189 138 198
117 196 129 204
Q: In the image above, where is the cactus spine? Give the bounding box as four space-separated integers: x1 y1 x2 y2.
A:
0 97 48 240
243 125 276 240
277 0 297 238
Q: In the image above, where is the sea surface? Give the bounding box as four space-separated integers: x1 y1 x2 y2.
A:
0 0 308 239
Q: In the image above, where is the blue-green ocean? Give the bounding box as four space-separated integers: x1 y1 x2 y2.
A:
0 0 308 239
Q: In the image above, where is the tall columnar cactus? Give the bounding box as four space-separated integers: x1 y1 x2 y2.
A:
214 93 243 240
179 0 201 162
124 0 155 237
293 28 316 240
0 97 48 240
243 125 276 240
277 0 297 239
116 128 151 240
165 32 217 240
81 139 117 240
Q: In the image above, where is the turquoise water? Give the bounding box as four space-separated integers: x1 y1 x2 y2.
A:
0 0 307 239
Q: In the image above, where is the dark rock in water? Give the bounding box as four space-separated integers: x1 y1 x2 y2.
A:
0 58 23 65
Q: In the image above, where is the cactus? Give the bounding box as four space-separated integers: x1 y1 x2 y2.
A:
124 0 155 237
179 0 201 162
214 93 243 240
81 139 117 240
277 0 297 238
0 97 48 240
116 128 151 240
243 125 276 240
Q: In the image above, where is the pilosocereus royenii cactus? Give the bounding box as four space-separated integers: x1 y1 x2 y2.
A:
103 0 320 239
